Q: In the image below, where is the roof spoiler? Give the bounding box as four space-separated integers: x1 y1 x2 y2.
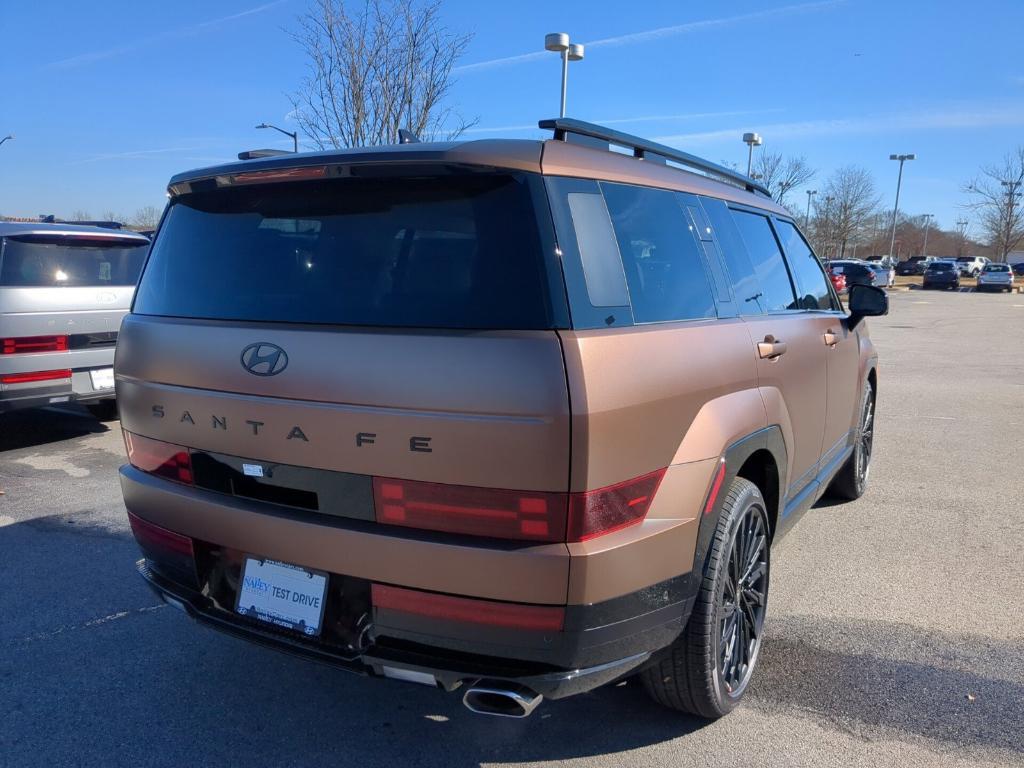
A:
238 149 293 160
539 117 771 197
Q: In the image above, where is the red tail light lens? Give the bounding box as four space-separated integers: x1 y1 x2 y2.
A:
2 335 69 354
372 584 565 632
372 470 667 543
567 468 666 542
372 477 566 542
703 460 727 516
0 369 72 384
127 511 194 557
124 431 194 485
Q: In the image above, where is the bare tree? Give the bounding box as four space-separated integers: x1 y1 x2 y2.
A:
810 166 880 259
70 209 92 221
752 151 815 208
131 206 162 229
289 0 474 148
963 147 1024 262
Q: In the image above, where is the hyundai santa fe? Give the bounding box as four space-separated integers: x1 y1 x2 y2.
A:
117 118 886 719
0 222 149 418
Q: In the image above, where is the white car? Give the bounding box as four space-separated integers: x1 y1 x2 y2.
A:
976 263 1015 292
955 256 990 277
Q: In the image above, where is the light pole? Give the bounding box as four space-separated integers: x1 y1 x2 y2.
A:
804 189 817 228
1000 179 1022 262
0 134 13 148
920 213 933 259
256 122 298 153
887 153 915 261
544 33 584 118
742 132 762 177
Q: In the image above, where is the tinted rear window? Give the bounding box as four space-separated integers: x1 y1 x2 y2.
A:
134 173 559 329
985 264 1009 272
0 238 148 287
929 263 954 271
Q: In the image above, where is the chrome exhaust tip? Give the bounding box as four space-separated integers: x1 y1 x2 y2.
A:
462 683 543 718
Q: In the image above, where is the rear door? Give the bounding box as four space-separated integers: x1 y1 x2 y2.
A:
702 201 828 502
772 218 860 471
117 170 572 498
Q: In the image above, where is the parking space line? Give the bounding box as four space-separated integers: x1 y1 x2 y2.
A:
16 603 167 644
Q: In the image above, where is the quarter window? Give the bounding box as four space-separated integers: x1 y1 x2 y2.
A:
601 183 716 323
730 210 798 312
774 220 835 311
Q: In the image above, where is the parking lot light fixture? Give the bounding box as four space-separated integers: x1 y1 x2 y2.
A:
545 33 584 118
805 189 817 228
742 132 762 176
0 134 13 148
887 153 915 260
256 123 298 153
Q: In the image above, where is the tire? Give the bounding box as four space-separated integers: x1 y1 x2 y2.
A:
828 381 875 500
641 477 770 719
86 400 118 421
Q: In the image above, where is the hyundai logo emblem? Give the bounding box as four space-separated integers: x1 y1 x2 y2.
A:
240 343 289 377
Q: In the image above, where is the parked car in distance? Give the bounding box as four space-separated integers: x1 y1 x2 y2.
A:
865 261 895 287
976 262 1015 292
922 260 961 290
830 271 847 294
896 256 925 276
115 118 885 722
955 255 989 277
1012 262 1024 277
0 222 150 418
829 260 879 288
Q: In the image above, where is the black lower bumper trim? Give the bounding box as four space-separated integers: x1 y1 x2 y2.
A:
138 560 655 700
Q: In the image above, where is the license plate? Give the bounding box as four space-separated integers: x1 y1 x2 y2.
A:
235 558 328 636
90 367 115 390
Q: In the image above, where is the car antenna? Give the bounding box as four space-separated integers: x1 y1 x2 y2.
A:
398 128 420 144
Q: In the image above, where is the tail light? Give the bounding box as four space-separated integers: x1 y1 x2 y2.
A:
1 335 68 354
372 468 666 543
127 511 194 557
372 477 565 542
0 369 71 384
372 584 565 632
123 431 194 485
567 468 666 541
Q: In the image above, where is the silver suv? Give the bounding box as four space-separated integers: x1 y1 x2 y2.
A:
0 222 150 417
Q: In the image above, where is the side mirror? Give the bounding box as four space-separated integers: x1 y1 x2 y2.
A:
846 284 888 329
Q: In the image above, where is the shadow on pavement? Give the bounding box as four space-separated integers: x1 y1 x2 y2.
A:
0 406 110 452
1 515 1020 766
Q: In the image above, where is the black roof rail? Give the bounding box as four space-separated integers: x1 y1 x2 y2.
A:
538 117 771 198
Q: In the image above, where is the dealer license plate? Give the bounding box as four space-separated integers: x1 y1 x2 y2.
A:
90 367 115 390
235 558 328 636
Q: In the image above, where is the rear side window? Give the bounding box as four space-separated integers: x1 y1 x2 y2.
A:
730 210 797 312
699 197 765 313
774 220 835 311
600 183 716 324
135 173 562 330
0 238 148 287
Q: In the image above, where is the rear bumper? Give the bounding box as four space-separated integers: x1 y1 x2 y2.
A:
0 367 115 413
138 559 661 699
122 463 699 698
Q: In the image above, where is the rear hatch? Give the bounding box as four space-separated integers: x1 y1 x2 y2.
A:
116 167 572 527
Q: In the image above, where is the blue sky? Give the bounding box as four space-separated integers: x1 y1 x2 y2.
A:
1 0 1021 234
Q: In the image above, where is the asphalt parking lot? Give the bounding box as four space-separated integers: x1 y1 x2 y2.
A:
1 290 1022 768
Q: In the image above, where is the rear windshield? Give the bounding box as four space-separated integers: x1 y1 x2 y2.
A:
135 173 559 330
929 262 954 271
0 237 148 287
985 264 1009 272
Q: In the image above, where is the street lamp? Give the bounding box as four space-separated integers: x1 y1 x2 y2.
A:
255 122 298 153
1000 179 1022 262
887 153 915 261
545 33 584 118
742 132 762 176
805 189 817 228
920 213 933 260
0 134 13 148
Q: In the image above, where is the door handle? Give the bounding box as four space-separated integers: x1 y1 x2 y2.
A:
757 334 787 360
824 329 838 347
